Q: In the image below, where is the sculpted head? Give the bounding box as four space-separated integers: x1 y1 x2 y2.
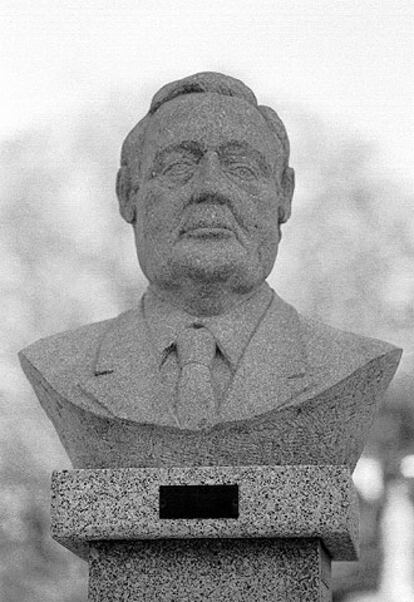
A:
116 72 294 313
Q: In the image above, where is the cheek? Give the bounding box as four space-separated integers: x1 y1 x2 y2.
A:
248 190 280 238
136 187 181 236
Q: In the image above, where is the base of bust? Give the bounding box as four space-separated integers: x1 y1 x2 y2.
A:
51 465 358 601
89 538 331 601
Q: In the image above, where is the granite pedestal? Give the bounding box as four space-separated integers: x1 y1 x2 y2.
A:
51 465 358 601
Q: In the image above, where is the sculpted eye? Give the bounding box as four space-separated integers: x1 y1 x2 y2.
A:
226 163 258 180
162 161 195 181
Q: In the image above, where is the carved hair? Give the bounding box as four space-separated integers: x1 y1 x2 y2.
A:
117 72 292 223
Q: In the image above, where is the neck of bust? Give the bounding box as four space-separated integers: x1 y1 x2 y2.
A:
148 280 263 317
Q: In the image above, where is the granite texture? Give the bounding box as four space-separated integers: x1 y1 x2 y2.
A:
19 71 401 469
18 71 400 601
51 465 358 562
21 336 400 469
88 538 331 601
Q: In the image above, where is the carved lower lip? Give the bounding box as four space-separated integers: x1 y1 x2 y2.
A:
182 226 234 238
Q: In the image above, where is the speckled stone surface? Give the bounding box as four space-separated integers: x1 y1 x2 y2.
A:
88 538 331 601
20 335 400 471
18 72 401 473
51 465 358 562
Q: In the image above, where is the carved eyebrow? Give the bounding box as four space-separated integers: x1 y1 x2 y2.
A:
154 141 205 166
218 141 272 176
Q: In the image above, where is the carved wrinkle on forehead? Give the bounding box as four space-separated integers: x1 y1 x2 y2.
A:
125 98 287 189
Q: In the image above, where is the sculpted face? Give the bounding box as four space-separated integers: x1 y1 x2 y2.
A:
126 93 293 297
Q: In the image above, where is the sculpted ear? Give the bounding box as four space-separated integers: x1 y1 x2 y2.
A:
279 166 295 224
116 166 136 224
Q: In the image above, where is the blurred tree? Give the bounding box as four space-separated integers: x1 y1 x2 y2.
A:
1 98 413 600
0 412 87 601
274 111 414 348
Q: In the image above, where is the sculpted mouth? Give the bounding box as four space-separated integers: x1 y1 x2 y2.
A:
180 222 235 239
180 209 238 239
183 226 234 239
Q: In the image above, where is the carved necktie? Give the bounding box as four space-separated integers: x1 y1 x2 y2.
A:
175 325 217 430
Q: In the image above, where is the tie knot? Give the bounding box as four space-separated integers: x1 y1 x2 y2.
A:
176 325 216 368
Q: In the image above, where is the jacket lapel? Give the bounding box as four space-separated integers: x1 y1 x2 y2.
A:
78 304 178 426
219 294 315 423
78 293 315 427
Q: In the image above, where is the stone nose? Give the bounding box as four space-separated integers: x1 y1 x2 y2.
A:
192 151 224 199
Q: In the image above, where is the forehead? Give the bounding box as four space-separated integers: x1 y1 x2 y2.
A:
141 93 282 166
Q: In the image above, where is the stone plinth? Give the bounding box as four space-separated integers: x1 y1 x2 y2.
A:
88 539 331 601
51 465 358 601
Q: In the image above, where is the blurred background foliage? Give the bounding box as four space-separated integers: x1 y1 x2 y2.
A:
1 98 413 601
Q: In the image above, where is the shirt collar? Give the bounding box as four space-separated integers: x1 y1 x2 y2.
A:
143 283 273 371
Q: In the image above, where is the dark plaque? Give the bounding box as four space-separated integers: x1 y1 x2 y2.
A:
159 484 239 519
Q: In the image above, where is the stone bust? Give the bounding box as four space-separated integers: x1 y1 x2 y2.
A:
19 72 401 470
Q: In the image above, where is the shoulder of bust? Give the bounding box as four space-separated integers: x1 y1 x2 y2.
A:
294 310 402 379
18 309 137 382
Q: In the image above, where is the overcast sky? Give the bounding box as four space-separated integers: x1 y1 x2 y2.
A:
1 0 413 188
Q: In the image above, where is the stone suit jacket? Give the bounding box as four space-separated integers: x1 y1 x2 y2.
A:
19 292 401 470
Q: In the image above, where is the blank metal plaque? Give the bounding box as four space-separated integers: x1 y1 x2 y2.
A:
159 484 239 519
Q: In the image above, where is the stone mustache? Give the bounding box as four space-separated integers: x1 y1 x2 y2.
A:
19 72 401 471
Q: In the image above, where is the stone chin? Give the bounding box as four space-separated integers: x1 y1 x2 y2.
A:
146 236 274 294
